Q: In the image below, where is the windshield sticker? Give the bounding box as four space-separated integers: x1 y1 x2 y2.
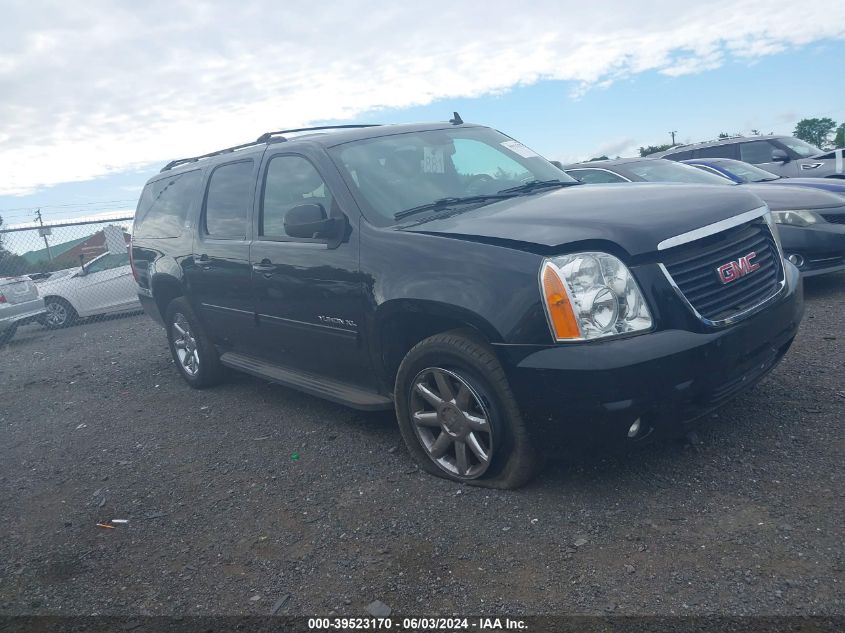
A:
422 147 445 174
500 140 539 158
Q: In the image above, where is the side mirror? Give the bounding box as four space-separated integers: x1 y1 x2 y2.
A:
550 160 564 170
284 203 340 240
78 254 87 276
771 149 789 163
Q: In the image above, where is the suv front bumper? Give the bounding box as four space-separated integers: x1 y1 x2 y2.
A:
496 264 804 441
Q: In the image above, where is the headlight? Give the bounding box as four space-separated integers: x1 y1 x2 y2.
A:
540 252 652 341
770 210 820 226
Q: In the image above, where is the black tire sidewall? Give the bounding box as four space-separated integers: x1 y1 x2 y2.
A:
44 298 75 329
0 324 17 344
165 297 221 389
395 335 528 486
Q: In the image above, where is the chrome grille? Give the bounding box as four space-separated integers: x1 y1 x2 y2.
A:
661 219 784 323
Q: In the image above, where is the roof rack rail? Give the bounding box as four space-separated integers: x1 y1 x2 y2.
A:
666 135 748 152
160 139 266 172
160 124 382 172
255 124 381 143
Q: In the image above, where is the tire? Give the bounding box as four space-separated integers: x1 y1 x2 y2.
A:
42 297 77 329
165 296 224 389
0 323 17 345
394 330 540 489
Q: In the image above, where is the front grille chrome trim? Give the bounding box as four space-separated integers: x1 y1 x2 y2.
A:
659 262 787 328
657 206 769 251
658 206 789 328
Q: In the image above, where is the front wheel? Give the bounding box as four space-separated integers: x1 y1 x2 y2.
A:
165 297 224 389
42 297 77 329
394 331 540 489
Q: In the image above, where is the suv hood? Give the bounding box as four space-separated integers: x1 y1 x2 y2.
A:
742 183 845 210
398 183 766 257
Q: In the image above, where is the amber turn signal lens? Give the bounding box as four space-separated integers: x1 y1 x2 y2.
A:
541 263 581 340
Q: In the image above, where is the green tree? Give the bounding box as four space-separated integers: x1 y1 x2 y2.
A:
639 144 673 157
793 117 837 148
834 123 845 149
588 155 609 162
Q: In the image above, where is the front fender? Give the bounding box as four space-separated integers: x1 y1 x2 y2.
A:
361 225 551 345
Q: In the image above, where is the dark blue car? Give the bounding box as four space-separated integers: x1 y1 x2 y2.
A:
683 158 845 196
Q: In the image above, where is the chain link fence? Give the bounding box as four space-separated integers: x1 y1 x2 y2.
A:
0 215 138 345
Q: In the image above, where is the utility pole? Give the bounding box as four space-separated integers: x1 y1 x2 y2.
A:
669 130 677 145
35 208 53 261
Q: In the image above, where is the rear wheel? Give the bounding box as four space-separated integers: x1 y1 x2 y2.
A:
0 323 17 345
394 330 540 489
42 297 77 329
165 297 224 389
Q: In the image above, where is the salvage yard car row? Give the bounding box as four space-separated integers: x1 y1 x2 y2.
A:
562 157 845 277
0 248 140 343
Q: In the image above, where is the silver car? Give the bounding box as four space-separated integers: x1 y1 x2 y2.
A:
0 276 46 344
650 135 845 179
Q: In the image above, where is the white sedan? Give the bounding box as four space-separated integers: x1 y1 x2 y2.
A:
36 250 140 329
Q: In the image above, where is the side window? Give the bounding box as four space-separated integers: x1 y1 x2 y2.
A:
567 169 626 184
697 144 736 159
261 156 333 239
85 252 129 274
204 161 254 239
134 170 202 238
740 141 777 164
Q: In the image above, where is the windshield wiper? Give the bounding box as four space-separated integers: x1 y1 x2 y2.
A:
757 177 781 182
497 179 580 195
394 194 516 220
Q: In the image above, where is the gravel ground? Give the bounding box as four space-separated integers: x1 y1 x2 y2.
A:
1 274 843 617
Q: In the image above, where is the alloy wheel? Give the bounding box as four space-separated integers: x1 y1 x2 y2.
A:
409 367 493 479
172 313 200 376
45 301 68 327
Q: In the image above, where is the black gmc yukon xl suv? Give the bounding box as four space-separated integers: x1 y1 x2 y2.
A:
131 120 804 488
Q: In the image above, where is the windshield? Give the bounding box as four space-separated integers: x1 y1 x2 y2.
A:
626 160 732 185
713 159 780 183
780 137 822 158
328 127 574 225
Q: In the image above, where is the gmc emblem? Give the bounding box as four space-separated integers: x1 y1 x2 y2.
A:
716 251 760 284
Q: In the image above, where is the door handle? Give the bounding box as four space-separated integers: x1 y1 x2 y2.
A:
252 259 277 274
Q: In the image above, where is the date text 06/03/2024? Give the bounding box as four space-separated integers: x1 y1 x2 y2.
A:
307 617 528 630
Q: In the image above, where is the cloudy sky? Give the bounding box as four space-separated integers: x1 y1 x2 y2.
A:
1 0 844 224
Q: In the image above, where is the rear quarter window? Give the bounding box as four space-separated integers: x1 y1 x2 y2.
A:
134 170 202 238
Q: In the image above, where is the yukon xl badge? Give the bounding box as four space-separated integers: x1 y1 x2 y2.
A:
317 315 357 329
716 251 760 284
